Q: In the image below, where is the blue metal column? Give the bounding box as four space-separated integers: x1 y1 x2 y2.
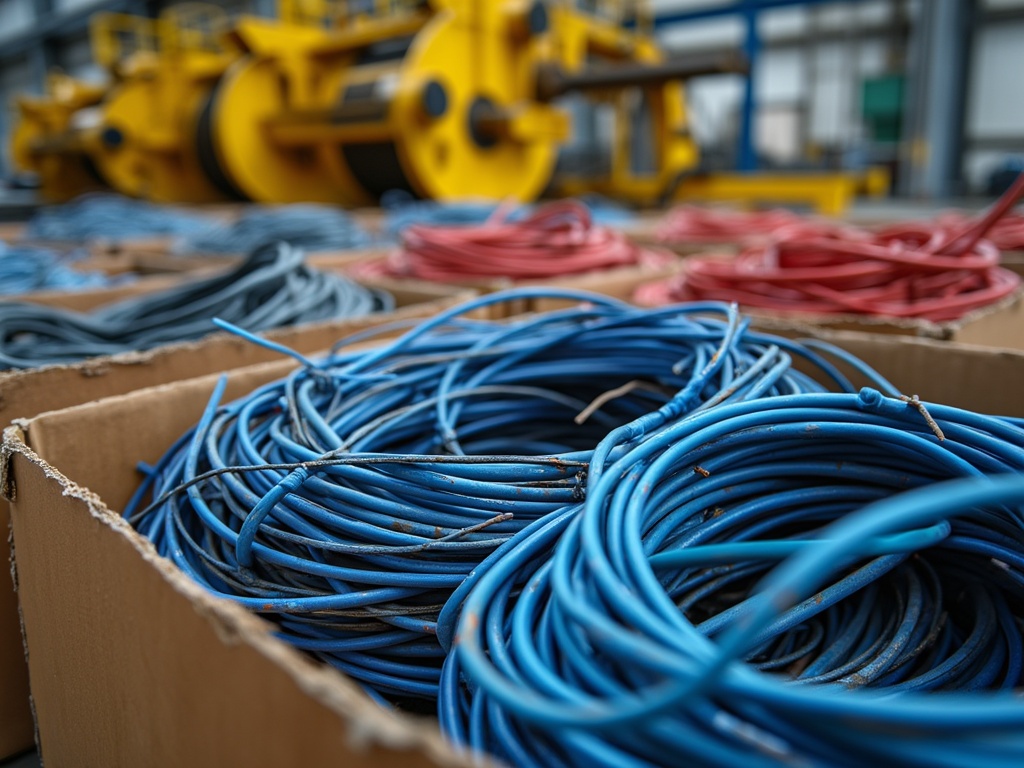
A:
738 0 760 172
904 0 974 197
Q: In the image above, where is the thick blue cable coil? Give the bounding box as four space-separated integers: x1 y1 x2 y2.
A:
176 204 375 254
26 193 213 241
440 387 1024 767
124 290 865 704
0 242 122 294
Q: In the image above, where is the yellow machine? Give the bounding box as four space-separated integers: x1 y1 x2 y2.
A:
15 0 879 213
11 73 110 202
88 4 237 202
198 0 720 205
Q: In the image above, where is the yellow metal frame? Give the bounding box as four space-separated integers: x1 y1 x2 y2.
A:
673 169 891 217
11 74 109 201
206 0 697 204
89 5 238 202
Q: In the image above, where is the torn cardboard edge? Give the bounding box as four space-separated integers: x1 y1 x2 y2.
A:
2 360 491 767
5 527 39 754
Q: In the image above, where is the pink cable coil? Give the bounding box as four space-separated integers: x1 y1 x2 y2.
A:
352 200 674 283
655 205 865 246
636 176 1024 323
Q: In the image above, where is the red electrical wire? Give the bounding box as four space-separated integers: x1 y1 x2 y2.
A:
352 200 674 282
636 175 1024 323
915 210 1024 252
656 205 864 245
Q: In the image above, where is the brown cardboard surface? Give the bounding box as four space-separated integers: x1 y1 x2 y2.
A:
338 256 685 320
8 325 1024 765
124 248 390 276
5 363 482 768
0 289 470 760
0 223 27 242
529 262 685 314
746 290 1024 349
810 329 1024 415
1001 250 1024 278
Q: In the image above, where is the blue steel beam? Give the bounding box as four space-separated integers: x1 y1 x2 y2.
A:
653 0 869 28
0 0 146 62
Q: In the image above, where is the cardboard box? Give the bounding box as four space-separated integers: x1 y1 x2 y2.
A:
0 223 27 242
529 262 685 314
617 212 743 256
1001 250 1024 279
746 291 1024 349
0 288 473 760
342 255 683 320
632 268 1024 350
6 327 1024 765
3 362 479 768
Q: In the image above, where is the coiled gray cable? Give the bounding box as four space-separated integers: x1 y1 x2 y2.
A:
0 242 393 369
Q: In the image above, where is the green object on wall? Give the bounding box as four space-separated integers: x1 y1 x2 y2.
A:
862 74 904 144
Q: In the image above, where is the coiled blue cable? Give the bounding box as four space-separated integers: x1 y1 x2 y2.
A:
125 290 863 704
176 204 375 254
26 193 213 241
442 388 1024 767
0 242 123 294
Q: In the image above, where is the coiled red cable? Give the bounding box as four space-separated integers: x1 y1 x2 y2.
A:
922 210 1024 252
352 200 674 282
656 204 864 245
637 176 1024 323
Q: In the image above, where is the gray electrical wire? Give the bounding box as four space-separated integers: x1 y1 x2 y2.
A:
0 242 393 369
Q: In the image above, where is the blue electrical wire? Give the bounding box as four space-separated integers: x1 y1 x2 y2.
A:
0 241 125 294
26 193 213 241
124 290 866 704
441 387 1024 767
176 204 375 254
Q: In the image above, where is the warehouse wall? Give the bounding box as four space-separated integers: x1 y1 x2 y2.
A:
656 0 901 166
964 6 1024 190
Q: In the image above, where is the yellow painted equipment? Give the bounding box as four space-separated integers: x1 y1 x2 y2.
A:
12 74 109 202
89 4 238 202
12 0 886 215
199 0 718 205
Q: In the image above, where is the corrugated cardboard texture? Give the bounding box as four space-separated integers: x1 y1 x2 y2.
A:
529 262 684 314
6 363 482 768
0 289 470 759
747 290 1024 348
8 330 1024 765
813 329 1024 416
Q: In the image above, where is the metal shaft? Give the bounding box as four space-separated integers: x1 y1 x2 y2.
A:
536 51 748 101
